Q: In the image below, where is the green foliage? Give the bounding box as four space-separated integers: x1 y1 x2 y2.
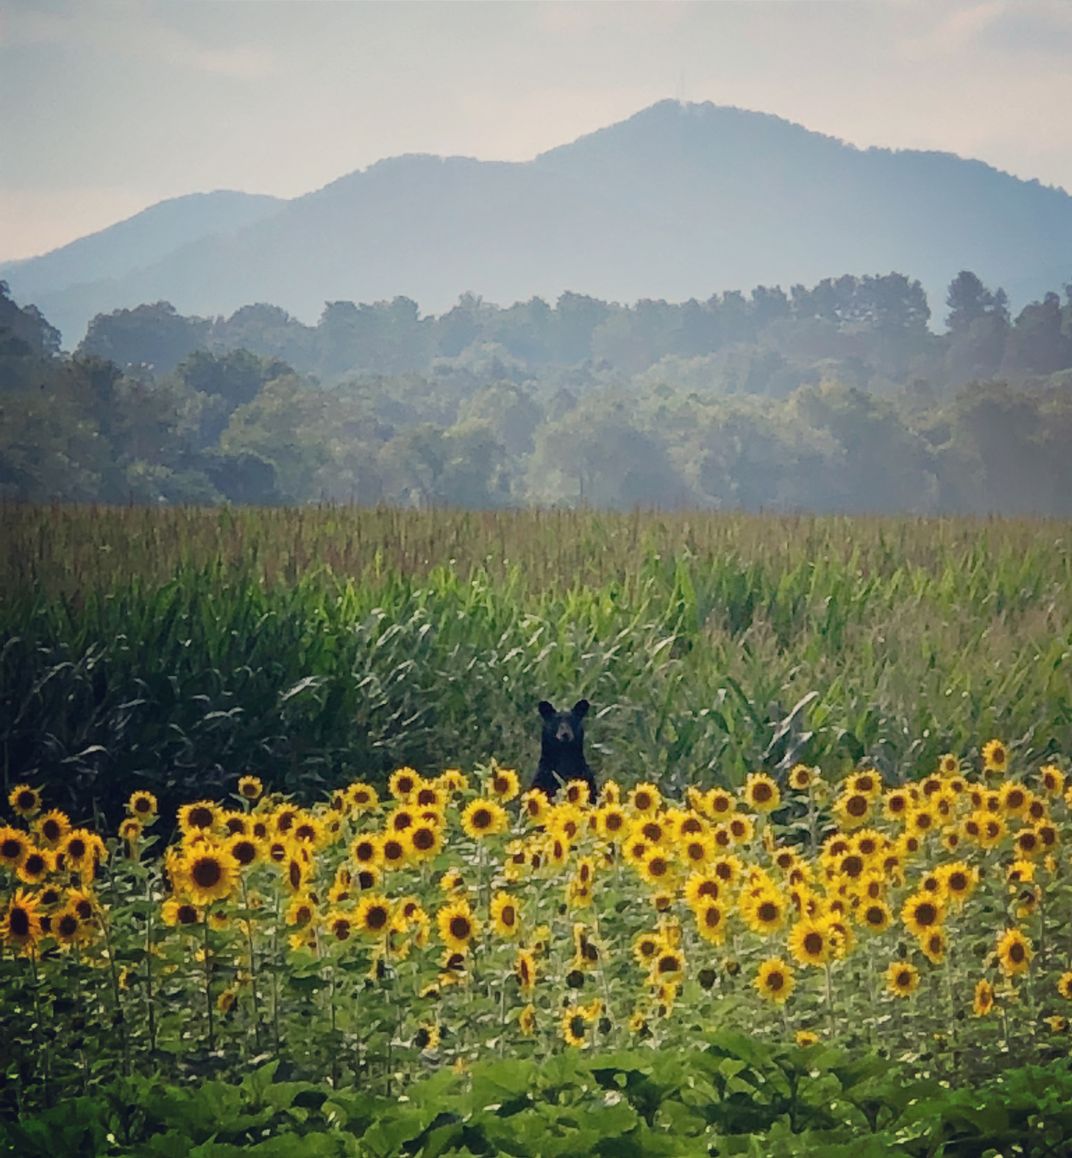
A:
1 507 1070 820
5 1043 1072 1156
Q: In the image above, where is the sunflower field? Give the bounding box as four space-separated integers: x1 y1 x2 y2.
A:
3 505 1072 1153
4 742 1072 1153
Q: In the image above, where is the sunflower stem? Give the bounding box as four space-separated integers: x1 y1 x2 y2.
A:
240 876 262 1053
203 904 215 1052
823 962 836 1039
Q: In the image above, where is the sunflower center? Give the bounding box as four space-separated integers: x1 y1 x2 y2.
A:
1010 942 1025 962
753 783 772 802
192 858 223 888
449 916 472 941
916 902 938 926
232 841 257 865
767 971 785 990
846 795 868 817
189 807 213 829
758 902 778 923
413 828 435 850
803 931 824 956
10 908 30 937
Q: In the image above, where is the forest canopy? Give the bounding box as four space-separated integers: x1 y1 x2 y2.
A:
2 270 1072 513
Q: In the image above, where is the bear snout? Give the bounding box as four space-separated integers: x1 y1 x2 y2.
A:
555 721 575 743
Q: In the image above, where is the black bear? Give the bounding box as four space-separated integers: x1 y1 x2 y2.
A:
531 699 597 802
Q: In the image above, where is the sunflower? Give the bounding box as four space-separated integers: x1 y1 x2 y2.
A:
221 812 249 838
490 890 521 938
788 917 835 968
178 800 219 836
283 854 309 894
886 960 920 998
915 923 946 961
8 783 42 818
286 895 317 928
161 896 202 927
291 815 326 847
833 792 872 830
52 906 86 947
355 894 393 937
938 753 960 776
788 764 816 791
33 809 70 849
118 818 142 847
650 946 685 983
389 767 421 800
327 910 354 942
973 978 996 1016
755 957 795 1004
727 814 755 844
380 835 410 870
346 781 379 813
0 826 30 869
515 947 537 992
632 931 661 967
629 782 661 815
858 899 893 934
226 833 263 869
982 739 1008 774
178 846 240 905
119 791 156 823
60 829 106 882
1 889 42 951
996 927 1033 976
1013 828 1044 860
461 799 509 840
348 833 381 868
1056 972 1072 1001
519 790 549 826
561 1006 590 1048
561 779 590 807
638 848 674 889
15 846 52 886
679 893 717 942
710 853 743 888
901 892 945 938
977 814 1007 850
407 822 443 861
1039 764 1065 797
237 775 263 801
795 1029 820 1047
437 900 479 953
743 773 781 814
741 891 785 937
680 833 713 869
882 789 913 823
936 862 977 907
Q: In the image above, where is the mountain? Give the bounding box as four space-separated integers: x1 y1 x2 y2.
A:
0 191 285 342
6 101 1072 347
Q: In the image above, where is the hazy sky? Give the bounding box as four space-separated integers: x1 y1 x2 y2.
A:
3 0 1072 262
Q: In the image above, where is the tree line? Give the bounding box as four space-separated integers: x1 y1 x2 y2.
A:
1 271 1071 513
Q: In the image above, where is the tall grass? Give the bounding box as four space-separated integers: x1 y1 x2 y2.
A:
1 505 1070 819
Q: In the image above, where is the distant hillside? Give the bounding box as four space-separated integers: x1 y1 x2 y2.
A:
0 191 285 343
6 101 1072 346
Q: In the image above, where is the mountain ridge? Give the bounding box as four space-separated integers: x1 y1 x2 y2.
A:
5 100 1072 346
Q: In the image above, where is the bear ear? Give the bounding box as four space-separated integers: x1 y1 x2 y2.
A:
538 701 556 719
572 699 590 718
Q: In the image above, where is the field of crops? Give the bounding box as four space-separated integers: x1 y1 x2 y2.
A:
2 505 1072 1154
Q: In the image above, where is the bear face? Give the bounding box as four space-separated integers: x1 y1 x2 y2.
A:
538 698 589 750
